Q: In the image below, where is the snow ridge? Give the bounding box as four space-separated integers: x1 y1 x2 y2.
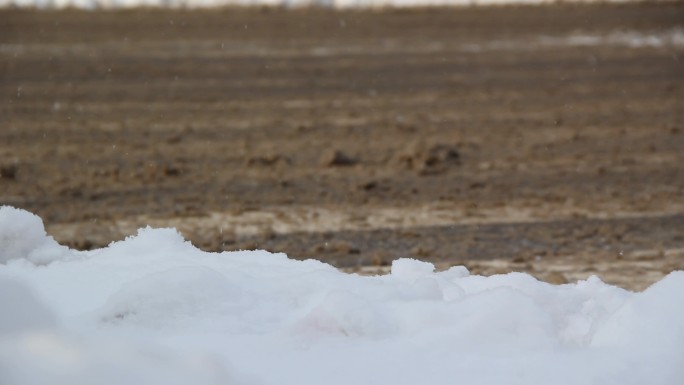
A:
1 205 683 385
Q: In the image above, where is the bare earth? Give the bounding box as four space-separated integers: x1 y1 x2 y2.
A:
1 3 683 290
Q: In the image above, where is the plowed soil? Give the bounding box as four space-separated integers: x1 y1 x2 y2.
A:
1 3 683 290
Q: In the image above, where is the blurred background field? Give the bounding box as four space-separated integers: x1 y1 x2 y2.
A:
1 2 683 290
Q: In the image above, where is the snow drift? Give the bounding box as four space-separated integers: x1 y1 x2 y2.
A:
0 205 683 385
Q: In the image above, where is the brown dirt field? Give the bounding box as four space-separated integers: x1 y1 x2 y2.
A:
1 3 683 290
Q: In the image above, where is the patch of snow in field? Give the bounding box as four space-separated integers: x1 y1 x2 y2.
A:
1 205 683 385
0 0 649 10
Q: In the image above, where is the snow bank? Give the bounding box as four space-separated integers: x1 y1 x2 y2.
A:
1 205 683 385
0 0 646 10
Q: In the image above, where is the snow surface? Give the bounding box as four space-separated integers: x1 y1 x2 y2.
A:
0 0 647 10
1 205 683 385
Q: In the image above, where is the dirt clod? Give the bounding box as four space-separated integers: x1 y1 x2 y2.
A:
397 142 461 175
322 150 358 167
0 164 18 180
247 154 291 167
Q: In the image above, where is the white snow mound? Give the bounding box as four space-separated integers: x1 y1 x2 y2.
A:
0 205 682 385
0 206 70 265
